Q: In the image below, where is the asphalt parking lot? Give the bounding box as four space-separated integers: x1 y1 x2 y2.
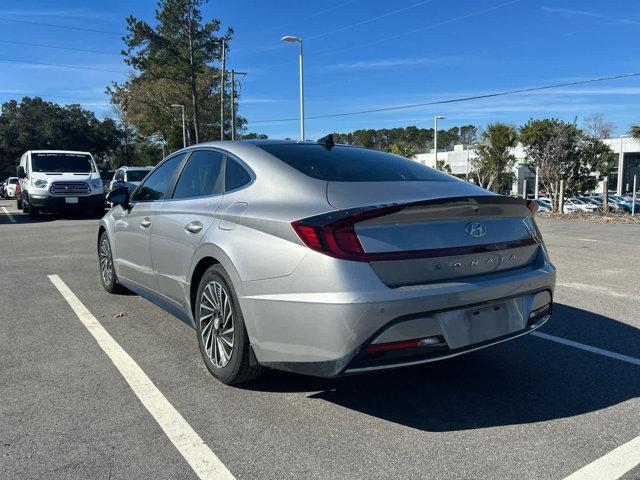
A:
1 198 639 480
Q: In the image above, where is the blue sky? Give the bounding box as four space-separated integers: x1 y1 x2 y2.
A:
0 0 639 140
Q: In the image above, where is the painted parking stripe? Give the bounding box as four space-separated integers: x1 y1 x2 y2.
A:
48 274 235 480
532 331 640 367
1 206 16 223
563 434 640 480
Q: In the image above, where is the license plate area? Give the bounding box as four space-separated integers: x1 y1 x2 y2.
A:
434 299 525 349
65 197 79 204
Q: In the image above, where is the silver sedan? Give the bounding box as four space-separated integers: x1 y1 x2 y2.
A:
98 138 555 384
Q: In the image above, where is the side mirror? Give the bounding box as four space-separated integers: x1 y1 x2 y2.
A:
17 166 26 179
106 186 130 208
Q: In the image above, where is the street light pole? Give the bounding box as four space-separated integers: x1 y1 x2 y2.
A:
220 39 226 141
434 115 445 170
282 35 305 141
171 104 186 148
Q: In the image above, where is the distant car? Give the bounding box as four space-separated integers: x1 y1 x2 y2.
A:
4 177 18 199
0 181 5 197
608 195 632 213
563 197 598 213
109 166 153 194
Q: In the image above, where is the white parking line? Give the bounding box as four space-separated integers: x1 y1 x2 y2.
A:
556 281 630 300
532 331 640 367
1 206 16 223
563 434 640 480
48 274 235 480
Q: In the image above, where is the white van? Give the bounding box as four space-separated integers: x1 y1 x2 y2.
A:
17 150 105 219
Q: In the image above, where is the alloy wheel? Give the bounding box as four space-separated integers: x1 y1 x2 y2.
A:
200 281 235 368
99 238 113 287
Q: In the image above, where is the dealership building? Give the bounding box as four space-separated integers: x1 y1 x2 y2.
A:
414 136 640 196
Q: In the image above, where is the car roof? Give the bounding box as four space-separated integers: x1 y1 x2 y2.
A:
28 150 92 155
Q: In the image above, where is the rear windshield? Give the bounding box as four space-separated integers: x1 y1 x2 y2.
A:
8 178 17 184
126 170 149 182
258 144 454 182
31 153 94 173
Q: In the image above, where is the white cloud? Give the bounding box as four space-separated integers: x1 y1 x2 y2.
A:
323 57 451 71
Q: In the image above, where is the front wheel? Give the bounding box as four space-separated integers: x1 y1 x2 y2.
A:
195 265 262 385
98 231 125 293
28 206 39 219
16 197 22 210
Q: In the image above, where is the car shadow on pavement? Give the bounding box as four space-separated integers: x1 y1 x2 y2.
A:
246 303 640 431
9 210 105 224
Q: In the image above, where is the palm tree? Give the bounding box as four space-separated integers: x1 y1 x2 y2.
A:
630 124 640 140
387 141 416 159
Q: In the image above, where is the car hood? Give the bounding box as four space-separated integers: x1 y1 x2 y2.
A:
32 172 95 182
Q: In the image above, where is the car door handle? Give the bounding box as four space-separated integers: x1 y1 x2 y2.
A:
184 221 203 235
139 218 152 229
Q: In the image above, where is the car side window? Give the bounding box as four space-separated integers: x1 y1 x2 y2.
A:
225 157 251 192
172 150 224 199
134 154 185 202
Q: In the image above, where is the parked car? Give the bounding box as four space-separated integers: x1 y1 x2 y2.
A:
608 195 633 213
109 166 153 194
98 139 555 385
17 150 105 219
563 197 598 213
15 181 21 210
3 177 18 199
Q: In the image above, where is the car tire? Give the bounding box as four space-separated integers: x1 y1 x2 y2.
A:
98 231 125 294
195 264 262 385
29 206 39 219
16 197 22 210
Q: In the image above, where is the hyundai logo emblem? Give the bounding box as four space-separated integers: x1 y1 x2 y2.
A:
465 222 487 238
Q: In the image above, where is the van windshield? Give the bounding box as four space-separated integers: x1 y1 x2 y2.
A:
31 153 94 173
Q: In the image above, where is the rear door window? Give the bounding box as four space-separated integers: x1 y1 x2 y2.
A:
257 144 454 182
172 150 224 199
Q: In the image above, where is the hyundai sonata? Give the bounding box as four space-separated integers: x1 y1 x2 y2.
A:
98 137 555 384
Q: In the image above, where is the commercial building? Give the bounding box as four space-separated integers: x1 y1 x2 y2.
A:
415 136 640 195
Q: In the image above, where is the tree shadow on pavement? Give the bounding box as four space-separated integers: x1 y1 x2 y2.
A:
245 303 640 431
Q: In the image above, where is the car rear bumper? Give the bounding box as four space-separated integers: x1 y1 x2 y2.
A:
239 252 556 377
29 193 105 209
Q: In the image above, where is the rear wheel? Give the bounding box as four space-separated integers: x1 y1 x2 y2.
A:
195 264 262 385
16 197 22 210
98 231 125 293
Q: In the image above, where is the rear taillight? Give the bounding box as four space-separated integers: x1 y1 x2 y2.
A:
291 205 402 262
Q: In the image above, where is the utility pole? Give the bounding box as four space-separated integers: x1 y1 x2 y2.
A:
229 70 247 141
633 174 637 215
220 39 226 141
434 115 445 170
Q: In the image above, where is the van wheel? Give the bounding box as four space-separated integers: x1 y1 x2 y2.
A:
195 264 263 385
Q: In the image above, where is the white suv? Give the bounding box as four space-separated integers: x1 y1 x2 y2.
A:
3 177 18 198
17 150 105 219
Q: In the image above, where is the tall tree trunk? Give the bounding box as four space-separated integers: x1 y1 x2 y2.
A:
187 12 200 144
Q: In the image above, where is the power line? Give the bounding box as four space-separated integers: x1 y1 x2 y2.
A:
0 92 107 101
0 39 119 56
0 58 125 74
249 72 640 124
258 0 522 71
0 17 122 35
307 0 434 41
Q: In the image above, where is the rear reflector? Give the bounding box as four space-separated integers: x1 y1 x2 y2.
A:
365 335 445 353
